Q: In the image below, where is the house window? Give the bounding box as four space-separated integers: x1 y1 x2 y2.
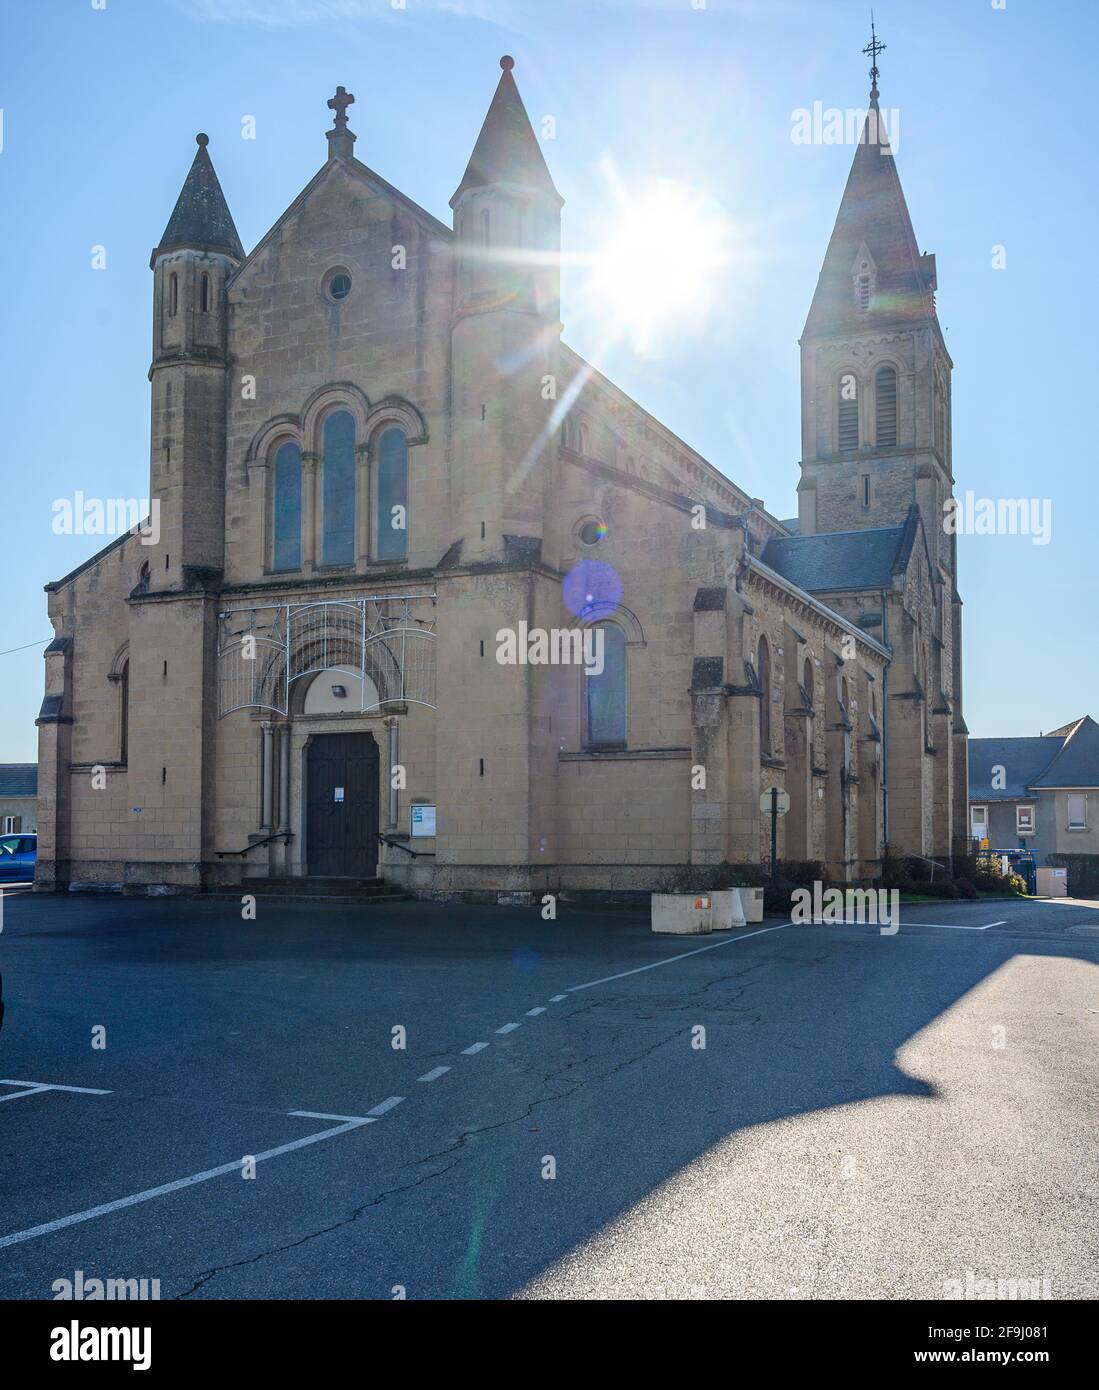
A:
1016 804 1035 836
757 635 772 755
875 366 897 446
585 625 627 747
971 804 988 840
375 426 409 562
272 440 303 571
321 410 356 566
2 816 17 834
838 373 859 450
1068 794 1088 830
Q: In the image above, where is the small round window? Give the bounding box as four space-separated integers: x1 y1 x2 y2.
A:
578 518 607 547
324 269 352 302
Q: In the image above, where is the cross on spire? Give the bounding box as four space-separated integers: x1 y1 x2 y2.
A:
327 85 355 130
863 12 886 99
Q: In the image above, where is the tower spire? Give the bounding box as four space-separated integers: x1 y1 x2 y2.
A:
450 55 561 208
153 134 243 265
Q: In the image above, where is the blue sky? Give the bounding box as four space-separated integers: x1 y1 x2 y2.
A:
0 0 1095 761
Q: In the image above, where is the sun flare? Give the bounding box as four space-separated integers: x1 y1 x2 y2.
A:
584 170 733 354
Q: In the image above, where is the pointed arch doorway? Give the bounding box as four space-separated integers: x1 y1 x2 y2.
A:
305 732 380 878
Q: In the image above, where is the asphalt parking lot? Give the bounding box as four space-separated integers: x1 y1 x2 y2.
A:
0 889 1097 1299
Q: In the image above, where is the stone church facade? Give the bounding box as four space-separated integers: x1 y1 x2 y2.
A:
35 59 966 898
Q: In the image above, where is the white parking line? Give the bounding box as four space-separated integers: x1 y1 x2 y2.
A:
367 1095 405 1116
902 920 1005 932
0 1112 371 1252
461 1041 488 1055
0 1079 112 1104
566 924 790 992
525 1007 546 1017
495 1022 520 1034
0 1079 112 1095
417 1066 450 1083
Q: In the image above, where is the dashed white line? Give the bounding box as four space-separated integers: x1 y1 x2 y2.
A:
525 1007 546 1017
367 1095 406 1116
495 1022 521 1034
549 994 568 1003
461 1042 489 1055
0 1113 371 1252
417 1066 451 1083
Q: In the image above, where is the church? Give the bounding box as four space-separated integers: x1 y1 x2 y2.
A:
35 52 967 900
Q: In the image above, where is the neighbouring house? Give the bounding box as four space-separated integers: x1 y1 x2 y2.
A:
0 764 38 834
969 717 1099 867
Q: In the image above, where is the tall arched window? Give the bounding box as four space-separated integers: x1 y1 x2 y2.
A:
838 373 859 450
200 273 210 314
120 661 130 764
375 426 409 562
757 635 772 754
169 273 179 317
803 656 814 709
875 365 897 446
585 625 627 747
321 410 356 566
272 440 303 571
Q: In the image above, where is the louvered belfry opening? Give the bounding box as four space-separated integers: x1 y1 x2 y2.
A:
838 375 859 451
875 365 898 447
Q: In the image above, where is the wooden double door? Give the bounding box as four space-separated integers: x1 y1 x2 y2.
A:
305 733 380 877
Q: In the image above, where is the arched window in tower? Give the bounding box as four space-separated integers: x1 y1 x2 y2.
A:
321 410 356 566
757 635 772 755
272 440 303 572
585 624 627 747
169 273 178 317
375 425 409 562
875 365 897 447
838 373 859 450
803 656 814 710
200 273 210 314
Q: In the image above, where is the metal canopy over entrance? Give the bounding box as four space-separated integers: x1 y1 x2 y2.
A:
217 592 437 718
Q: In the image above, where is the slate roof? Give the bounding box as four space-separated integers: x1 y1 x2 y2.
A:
1031 716 1099 788
803 91 937 337
967 738 1062 802
760 519 910 594
155 135 244 262
0 764 37 797
451 57 561 207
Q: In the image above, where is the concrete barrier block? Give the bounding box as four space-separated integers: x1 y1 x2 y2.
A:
651 893 713 935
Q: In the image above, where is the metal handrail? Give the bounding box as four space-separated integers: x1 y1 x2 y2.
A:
215 831 293 859
377 833 424 859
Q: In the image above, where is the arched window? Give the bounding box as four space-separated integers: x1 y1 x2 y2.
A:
200 273 210 314
169 273 178 317
875 365 897 447
120 661 130 764
803 656 814 709
272 440 303 571
585 625 627 747
375 426 409 562
321 410 356 566
578 423 590 457
838 373 859 450
757 635 772 754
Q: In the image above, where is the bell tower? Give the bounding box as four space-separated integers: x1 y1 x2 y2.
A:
797 50 954 585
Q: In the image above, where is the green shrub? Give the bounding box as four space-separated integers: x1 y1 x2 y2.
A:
956 878 978 900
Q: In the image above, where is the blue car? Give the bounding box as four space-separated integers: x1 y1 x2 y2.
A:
0 832 36 882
